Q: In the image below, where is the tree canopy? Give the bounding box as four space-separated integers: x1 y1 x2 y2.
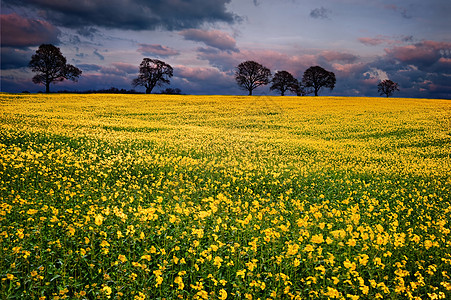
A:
270 71 299 96
302 66 336 96
132 58 173 94
29 44 82 93
378 79 400 97
235 61 271 96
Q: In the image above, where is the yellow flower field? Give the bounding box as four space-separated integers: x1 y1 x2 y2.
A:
0 94 450 299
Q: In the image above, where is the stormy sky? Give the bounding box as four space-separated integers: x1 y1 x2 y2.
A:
1 0 450 98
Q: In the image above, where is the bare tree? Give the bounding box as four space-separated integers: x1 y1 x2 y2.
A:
378 79 399 97
270 71 299 96
29 44 82 93
235 61 271 96
132 58 173 94
302 66 336 96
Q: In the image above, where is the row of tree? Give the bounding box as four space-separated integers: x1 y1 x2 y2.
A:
235 61 336 96
28 44 400 97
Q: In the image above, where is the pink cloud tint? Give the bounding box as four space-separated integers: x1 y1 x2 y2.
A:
179 29 237 51
1 13 60 47
319 50 358 63
358 37 388 46
111 62 137 74
137 44 179 57
385 41 451 66
331 63 365 76
176 65 232 81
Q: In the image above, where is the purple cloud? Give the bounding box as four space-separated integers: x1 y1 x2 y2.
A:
112 62 137 74
138 44 180 57
180 29 238 52
1 13 60 47
319 51 358 63
384 40 451 69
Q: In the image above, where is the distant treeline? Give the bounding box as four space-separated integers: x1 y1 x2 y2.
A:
24 87 184 95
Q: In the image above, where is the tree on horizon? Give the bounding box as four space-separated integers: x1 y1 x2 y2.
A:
302 66 336 96
29 44 82 93
132 58 173 94
378 79 399 97
235 61 271 96
270 71 299 96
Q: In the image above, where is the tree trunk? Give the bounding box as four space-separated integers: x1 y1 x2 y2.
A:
248 89 253 96
281 90 285 96
314 89 318 96
46 82 50 93
146 87 152 94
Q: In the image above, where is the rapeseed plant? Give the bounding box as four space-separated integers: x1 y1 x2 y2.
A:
0 94 450 299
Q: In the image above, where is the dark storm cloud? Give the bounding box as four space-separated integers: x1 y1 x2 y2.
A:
1 13 60 47
3 0 238 30
138 44 180 57
310 7 331 19
76 27 99 39
0 74 35 93
1 47 33 70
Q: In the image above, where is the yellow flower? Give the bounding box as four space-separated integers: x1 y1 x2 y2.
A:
346 238 356 246
286 243 300 255
134 292 146 300
67 226 76 236
218 289 227 300
236 269 246 278
343 259 356 270
325 287 340 298
140 254 150 261
155 276 163 287
102 286 112 297
311 234 324 244
358 254 369 266
100 240 110 247
174 276 184 290
94 214 103 226
315 265 326 274
424 240 433 249
118 254 127 263
245 259 258 271
213 256 223 268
